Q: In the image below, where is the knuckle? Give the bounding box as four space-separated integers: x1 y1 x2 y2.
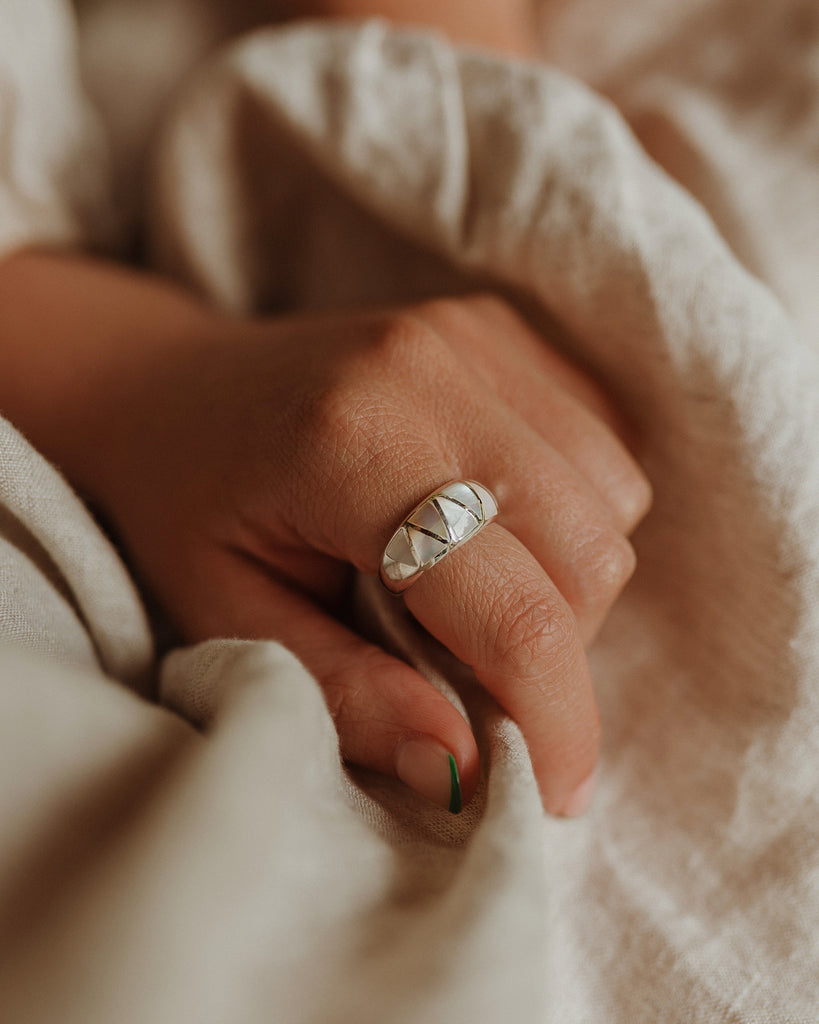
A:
310 312 455 442
464 291 514 320
418 292 510 336
321 669 359 726
415 295 467 325
307 378 384 483
491 583 580 687
621 466 653 528
374 310 454 376
313 375 373 432
574 527 636 610
320 644 383 725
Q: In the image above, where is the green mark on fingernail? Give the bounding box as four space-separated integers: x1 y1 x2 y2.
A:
448 754 462 814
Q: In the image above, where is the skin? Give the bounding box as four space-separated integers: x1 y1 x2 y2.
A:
0 0 651 815
0 254 650 813
269 0 540 56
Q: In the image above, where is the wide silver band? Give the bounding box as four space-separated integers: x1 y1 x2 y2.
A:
379 480 499 594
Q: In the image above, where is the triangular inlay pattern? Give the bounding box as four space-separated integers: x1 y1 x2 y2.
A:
444 481 483 517
406 526 448 565
407 500 449 542
383 526 421 581
381 481 498 590
436 496 481 542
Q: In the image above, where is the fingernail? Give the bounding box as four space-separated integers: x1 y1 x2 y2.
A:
560 770 597 818
395 739 463 814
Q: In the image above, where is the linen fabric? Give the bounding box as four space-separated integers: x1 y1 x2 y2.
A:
1 2 818 1020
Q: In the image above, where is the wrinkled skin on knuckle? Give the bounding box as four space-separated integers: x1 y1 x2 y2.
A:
330 312 467 480
315 380 390 467
572 527 637 618
322 670 359 725
320 312 462 452
301 324 419 475
369 309 458 381
488 579 581 698
320 638 381 710
293 380 378 505
292 314 462 563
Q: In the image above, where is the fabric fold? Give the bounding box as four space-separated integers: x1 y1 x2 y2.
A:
147 20 819 1018
0 0 116 260
0 7 817 1020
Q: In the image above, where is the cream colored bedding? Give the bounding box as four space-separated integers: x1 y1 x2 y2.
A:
1 2 818 1020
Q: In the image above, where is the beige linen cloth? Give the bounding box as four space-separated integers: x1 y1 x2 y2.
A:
2 1 819 1020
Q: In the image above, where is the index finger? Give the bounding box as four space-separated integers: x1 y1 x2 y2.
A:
404 523 600 816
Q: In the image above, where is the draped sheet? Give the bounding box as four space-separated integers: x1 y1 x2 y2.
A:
1 5 818 1020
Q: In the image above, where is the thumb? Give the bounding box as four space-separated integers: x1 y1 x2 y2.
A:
175 550 479 813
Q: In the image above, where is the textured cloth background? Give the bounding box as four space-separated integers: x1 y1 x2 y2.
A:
1 3 818 1021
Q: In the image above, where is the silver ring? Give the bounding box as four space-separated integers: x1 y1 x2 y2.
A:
379 480 499 594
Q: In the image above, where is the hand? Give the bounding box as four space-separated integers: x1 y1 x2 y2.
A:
0 248 649 816
75 292 649 815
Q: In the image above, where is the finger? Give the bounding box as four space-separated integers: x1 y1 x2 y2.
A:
283 310 635 643
404 523 600 816
302 381 632 646
443 294 630 435
173 547 480 812
414 295 652 533
464 404 637 644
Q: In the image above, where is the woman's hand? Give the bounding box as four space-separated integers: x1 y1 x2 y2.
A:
0 254 650 814
86 294 650 814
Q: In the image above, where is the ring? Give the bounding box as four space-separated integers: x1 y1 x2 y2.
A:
379 480 499 594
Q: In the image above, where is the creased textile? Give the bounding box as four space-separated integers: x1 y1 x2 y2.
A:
1 3 818 1020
